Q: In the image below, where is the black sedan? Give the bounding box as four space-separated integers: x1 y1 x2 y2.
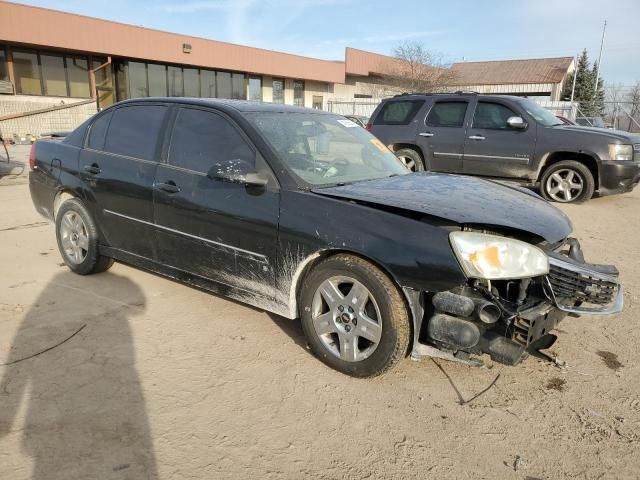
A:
29 98 623 377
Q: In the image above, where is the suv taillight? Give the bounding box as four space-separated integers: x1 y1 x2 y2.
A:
365 123 372 132
29 143 37 170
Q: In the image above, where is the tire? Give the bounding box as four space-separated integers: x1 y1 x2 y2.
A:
299 254 410 377
395 148 425 172
55 198 114 275
540 160 595 203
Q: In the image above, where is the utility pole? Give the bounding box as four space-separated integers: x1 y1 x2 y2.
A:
593 20 607 95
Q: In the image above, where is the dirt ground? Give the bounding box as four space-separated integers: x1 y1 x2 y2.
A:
1 144 638 479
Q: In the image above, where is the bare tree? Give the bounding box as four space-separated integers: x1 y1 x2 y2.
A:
384 41 456 93
605 82 625 129
624 81 640 132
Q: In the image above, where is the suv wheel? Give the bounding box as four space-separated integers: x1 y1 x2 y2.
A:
540 160 595 203
395 148 425 172
299 254 410 377
56 198 114 275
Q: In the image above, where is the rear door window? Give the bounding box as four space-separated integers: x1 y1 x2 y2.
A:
426 102 468 128
374 100 424 125
168 107 255 174
87 111 112 150
473 102 518 129
104 105 167 160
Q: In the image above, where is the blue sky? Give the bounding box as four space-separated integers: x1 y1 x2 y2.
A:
18 0 640 85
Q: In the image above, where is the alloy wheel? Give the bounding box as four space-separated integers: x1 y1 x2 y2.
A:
397 155 417 172
545 168 584 202
59 211 89 264
311 275 383 362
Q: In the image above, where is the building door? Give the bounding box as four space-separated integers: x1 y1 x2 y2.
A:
312 95 323 110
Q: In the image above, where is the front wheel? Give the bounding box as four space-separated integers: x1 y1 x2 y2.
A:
300 254 410 377
56 198 114 275
540 160 595 203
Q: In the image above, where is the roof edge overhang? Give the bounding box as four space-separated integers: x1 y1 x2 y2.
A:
0 1 346 84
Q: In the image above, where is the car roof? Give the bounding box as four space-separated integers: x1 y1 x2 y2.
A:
114 97 333 115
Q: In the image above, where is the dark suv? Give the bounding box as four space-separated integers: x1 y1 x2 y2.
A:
369 93 640 203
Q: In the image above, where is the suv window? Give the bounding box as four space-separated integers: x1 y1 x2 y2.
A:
104 105 166 160
168 107 255 174
426 102 468 127
87 111 112 150
473 102 518 129
375 100 424 125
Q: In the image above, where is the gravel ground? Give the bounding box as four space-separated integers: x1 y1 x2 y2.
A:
0 144 638 479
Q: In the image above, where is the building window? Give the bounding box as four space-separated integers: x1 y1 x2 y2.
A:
148 63 167 96
128 61 148 98
168 66 183 96
0 46 8 81
13 49 42 95
231 73 246 100
272 78 284 104
200 69 216 97
248 76 262 101
293 79 304 107
40 54 67 96
67 56 91 98
217 71 232 99
12 47 93 98
183 68 199 97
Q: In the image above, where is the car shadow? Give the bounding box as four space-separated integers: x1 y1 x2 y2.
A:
266 312 309 352
0 271 158 479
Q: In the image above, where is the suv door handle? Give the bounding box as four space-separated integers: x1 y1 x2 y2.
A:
419 132 434 137
154 181 180 194
84 164 101 175
468 135 486 141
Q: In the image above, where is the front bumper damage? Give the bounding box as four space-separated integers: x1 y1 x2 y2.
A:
408 238 623 366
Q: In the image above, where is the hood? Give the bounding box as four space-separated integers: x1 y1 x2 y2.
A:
312 172 572 243
560 125 640 143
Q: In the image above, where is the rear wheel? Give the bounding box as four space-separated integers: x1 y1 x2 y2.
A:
56 198 114 275
394 148 425 172
300 254 410 377
540 160 595 203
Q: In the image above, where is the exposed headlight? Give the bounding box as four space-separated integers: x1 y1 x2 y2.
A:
609 144 633 161
633 144 640 152
450 232 549 280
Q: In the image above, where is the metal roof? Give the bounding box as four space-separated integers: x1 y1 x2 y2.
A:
449 57 574 86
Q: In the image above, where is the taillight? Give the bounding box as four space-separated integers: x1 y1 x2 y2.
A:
365 123 372 132
29 143 37 170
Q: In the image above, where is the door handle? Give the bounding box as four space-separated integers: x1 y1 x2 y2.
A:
154 181 180 194
419 132 434 137
84 164 101 175
468 135 486 141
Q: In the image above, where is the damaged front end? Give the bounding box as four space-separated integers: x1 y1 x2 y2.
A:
409 236 624 367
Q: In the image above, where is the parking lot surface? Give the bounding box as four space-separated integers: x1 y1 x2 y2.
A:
1 145 639 479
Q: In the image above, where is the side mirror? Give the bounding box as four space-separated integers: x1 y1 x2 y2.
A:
507 116 527 129
207 159 268 187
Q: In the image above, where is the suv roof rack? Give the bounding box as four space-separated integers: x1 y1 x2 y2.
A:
393 91 480 98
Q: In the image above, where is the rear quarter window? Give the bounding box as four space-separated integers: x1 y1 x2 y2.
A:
87 111 112 150
374 100 424 125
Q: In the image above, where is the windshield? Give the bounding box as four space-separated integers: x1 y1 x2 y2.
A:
246 112 410 186
517 98 564 127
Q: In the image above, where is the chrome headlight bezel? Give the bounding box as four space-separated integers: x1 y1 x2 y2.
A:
449 231 550 280
609 144 633 161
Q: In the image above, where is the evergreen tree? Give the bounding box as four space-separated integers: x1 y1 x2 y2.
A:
561 49 605 117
